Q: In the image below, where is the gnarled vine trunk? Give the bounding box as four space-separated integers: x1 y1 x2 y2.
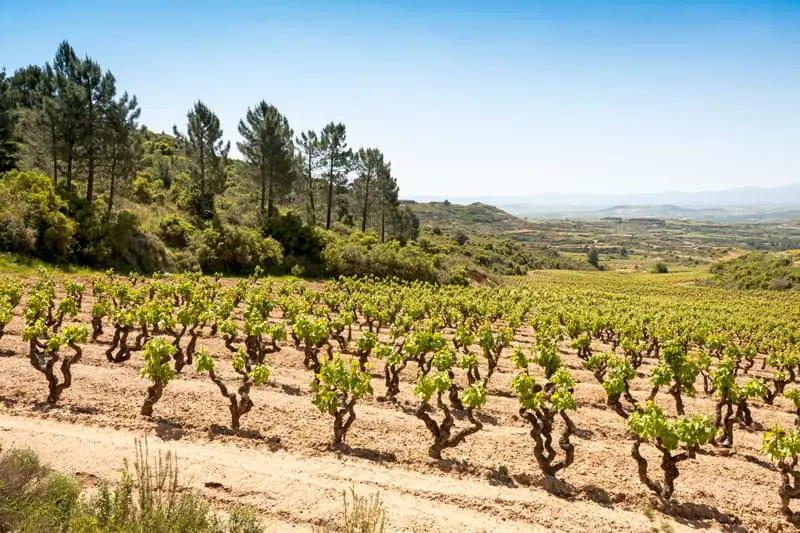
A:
415 392 483 460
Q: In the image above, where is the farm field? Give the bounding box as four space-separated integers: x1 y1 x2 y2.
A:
1 270 800 532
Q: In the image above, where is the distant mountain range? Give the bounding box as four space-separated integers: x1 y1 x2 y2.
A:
404 184 800 222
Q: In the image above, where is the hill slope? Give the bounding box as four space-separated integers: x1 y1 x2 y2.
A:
404 201 529 235
404 201 589 272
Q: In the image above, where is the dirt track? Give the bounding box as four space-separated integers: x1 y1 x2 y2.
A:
0 296 796 532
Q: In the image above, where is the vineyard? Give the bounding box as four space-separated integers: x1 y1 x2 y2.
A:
1 269 800 531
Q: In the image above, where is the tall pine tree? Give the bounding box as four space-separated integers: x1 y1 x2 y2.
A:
319 122 352 229
353 147 385 232
76 55 117 203
374 161 399 242
104 92 141 216
174 101 230 220
52 41 82 189
0 70 18 172
296 130 322 225
237 101 294 218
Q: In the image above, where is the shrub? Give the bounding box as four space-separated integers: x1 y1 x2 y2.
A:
770 277 793 290
132 171 158 204
261 210 324 273
651 262 669 274
0 448 81 531
321 233 437 282
193 222 284 275
159 215 195 249
587 247 600 268
0 169 77 261
317 487 387 533
711 252 800 290
0 443 267 533
82 440 265 532
446 265 469 286
0 213 36 254
107 211 173 273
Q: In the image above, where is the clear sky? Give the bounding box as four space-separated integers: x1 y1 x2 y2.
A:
1 0 799 198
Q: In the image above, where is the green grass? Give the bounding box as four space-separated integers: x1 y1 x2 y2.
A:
0 252 96 276
0 442 399 533
0 442 266 533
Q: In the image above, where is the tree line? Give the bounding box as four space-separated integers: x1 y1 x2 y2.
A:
0 40 412 244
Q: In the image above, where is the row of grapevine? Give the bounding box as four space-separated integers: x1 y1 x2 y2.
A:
2 270 800 518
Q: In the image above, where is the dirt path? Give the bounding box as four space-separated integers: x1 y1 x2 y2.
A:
0 414 700 532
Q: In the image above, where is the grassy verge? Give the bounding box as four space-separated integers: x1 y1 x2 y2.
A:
0 252 96 276
0 441 264 532
0 442 392 533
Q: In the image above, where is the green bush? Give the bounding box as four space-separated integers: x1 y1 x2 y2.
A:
261 210 324 274
159 215 195 249
0 444 266 533
651 262 669 274
193 221 283 275
0 213 36 254
0 169 77 261
711 252 800 290
0 448 82 531
321 231 437 282
132 171 158 204
73 206 172 273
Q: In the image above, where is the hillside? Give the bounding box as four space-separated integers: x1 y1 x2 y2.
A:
710 251 800 290
405 199 800 272
404 200 528 235
404 201 589 272
2 41 591 284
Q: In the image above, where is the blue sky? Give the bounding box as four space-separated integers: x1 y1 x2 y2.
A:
1 0 799 198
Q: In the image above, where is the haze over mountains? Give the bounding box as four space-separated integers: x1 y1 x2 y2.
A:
405 184 800 222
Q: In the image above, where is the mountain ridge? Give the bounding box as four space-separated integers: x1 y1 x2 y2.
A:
404 183 800 209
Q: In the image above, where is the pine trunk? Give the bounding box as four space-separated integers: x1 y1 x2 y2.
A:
107 147 117 218
50 121 58 186
325 156 334 229
260 161 266 215
361 170 371 232
267 161 274 218
87 96 95 203
307 158 316 225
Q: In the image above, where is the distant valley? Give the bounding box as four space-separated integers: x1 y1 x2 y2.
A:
405 183 800 222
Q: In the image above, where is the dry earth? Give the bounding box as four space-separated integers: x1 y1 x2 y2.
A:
0 283 797 532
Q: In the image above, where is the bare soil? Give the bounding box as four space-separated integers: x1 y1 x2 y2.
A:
0 286 796 532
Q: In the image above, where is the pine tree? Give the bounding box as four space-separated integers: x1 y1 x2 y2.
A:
237 101 294 218
319 122 352 229
0 70 18 173
391 205 420 244
296 130 322 225
374 161 399 242
174 101 230 220
75 55 116 203
104 92 141 216
353 147 385 232
10 64 60 183
52 41 82 190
